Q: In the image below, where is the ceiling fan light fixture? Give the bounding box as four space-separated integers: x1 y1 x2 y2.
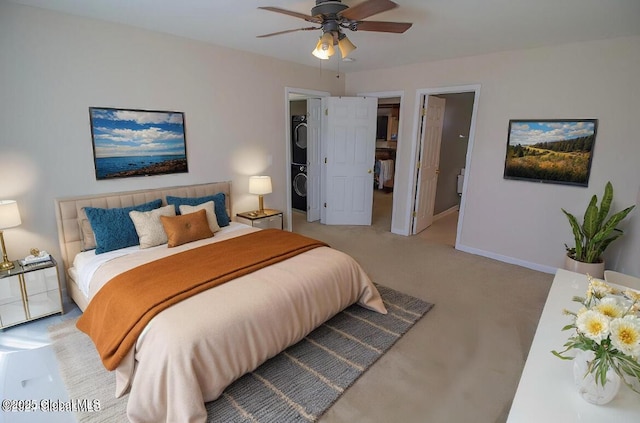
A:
312 37 331 59
337 33 356 58
259 1 412 61
320 31 334 50
312 32 335 60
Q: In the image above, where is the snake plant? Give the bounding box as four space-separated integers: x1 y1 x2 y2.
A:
562 181 635 263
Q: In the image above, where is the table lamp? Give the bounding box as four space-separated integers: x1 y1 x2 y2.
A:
0 200 22 270
249 176 272 215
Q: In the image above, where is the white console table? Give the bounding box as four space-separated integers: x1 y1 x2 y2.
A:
507 269 640 422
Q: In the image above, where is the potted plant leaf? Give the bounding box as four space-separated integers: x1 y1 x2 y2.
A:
562 181 635 278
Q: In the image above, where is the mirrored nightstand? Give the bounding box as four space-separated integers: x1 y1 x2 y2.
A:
236 209 283 230
0 258 63 329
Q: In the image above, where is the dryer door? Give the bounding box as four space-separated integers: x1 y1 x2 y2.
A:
293 172 307 197
292 166 307 211
292 122 308 164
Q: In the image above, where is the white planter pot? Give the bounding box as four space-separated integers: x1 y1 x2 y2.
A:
564 254 605 279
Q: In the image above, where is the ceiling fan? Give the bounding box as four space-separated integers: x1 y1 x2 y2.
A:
257 0 413 60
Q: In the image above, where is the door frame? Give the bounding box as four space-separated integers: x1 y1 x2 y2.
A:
408 85 481 248
356 90 405 233
284 87 330 231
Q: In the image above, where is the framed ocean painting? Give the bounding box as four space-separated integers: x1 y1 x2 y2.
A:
89 107 188 180
503 119 597 187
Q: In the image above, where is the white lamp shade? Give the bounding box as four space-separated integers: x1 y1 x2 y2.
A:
0 200 21 229
249 176 272 195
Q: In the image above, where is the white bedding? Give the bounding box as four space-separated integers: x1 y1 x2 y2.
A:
71 222 250 298
78 224 386 423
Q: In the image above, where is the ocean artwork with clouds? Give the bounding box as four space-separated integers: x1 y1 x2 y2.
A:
89 107 188 180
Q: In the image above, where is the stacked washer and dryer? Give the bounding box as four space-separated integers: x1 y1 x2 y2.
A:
291 115 307 212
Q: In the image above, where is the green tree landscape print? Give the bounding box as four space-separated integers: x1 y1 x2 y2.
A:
504 119 597 186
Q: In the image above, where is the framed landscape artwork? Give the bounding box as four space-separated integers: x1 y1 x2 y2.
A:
503 119 597 187
89 107 188 180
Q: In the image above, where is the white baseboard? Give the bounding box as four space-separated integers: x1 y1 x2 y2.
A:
434 205 459 221
391 226 409 236
455 243 558 275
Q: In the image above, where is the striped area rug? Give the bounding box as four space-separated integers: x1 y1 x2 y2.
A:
49 284 433 422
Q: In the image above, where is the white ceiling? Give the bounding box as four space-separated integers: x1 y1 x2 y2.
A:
10 0 640 73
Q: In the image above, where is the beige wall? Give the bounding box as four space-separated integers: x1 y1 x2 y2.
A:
0 2 344 265
3 1 639 279
346 35 640 276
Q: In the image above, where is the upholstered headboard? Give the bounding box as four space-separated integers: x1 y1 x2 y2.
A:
54 181 232 275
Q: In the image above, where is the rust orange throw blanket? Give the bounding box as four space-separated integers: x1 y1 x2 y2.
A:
76 229 328 370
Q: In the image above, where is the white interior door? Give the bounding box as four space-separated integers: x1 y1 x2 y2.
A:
306 98 321 222
322 96 377 225
413 95 446 234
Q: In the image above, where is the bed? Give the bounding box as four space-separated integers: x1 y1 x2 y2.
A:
54 181 386 422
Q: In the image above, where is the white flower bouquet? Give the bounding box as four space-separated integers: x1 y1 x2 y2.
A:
552 275 640 393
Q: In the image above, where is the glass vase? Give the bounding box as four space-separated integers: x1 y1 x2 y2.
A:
573 349 621 405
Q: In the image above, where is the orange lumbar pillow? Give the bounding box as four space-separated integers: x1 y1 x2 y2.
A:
160 209 214 247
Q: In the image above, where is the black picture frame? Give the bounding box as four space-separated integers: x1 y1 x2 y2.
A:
503 119 597 187
89 107 188 180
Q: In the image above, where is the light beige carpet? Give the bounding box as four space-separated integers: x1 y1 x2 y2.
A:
292 192 554 423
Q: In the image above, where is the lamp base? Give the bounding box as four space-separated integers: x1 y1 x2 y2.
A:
0 230 15 271
0 259 15 271
257 195 265 215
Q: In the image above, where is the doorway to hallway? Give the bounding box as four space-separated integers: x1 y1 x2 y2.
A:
409 85 480 251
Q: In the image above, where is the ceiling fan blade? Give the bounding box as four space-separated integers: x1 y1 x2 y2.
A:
256 27 319 38
354 21 412 33
258 7 322 24
339 0 398 21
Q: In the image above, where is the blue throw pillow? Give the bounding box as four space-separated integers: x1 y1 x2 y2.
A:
166 193 230 227
85 199 163 254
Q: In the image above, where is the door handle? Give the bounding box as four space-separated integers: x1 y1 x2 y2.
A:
368 169 372 174
436 168 440 174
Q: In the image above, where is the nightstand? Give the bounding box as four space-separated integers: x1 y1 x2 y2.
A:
0 258 63 329
236 209 283 230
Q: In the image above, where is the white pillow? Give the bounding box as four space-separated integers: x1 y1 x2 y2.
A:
179 201 220 233
129 204 176 249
